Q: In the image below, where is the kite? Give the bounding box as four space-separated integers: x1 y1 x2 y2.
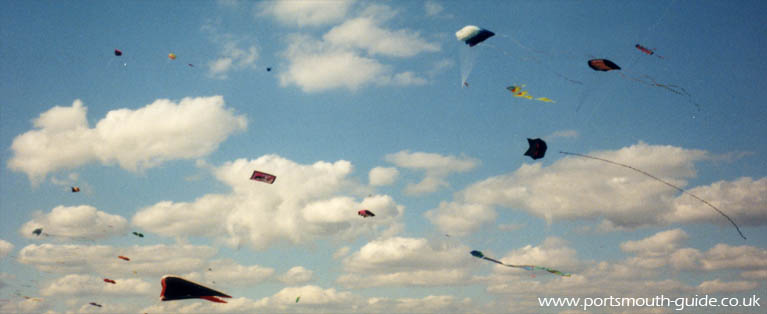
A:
132 232 144 238
635 44 663 58
103 278 116 284
71 186 80 192
358 209 375 218
559 151 746 240
524 138 547 160
114 49 122 56
296 296 300 303
118 256 130 261
470 250 570 276
160 275 232 303
588 59 621 71
89 302 102 307
168 53 176 60
456 25 495 47
506 85 555 103
250 170 276 184
266 67 272 72
32 228 43 236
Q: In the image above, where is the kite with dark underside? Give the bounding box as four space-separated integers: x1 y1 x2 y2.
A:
161 275 232 303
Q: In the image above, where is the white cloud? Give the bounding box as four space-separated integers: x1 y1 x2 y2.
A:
20 205 128 240
0 239 13 259
205 259 274 285
278 266 313 284
324 17 438 57
276 4 438 92
424 201 495 236
498 237 580 273
385 150 479 195
458 142 765 230
18 243 217 276
338 237 471 288
424 1 444 17
202 23 260 79
40 274 152 296
260 0 355 27
369 166 398 186
8 97 247 183
666 177 767 226
696 279 759 294
620 229 689 257
333 246 351 259
133 155 404 250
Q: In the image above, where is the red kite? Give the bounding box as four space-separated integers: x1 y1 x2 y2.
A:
250 170 276 184
118 256 130 261
358 209 375 218
588 59 621 71
71 186 80 192
103 278 116 284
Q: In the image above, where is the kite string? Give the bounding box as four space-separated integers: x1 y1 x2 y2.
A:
559 151 746 239
486 38 583 85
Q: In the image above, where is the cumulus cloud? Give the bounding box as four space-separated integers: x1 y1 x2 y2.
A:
620 229 689 257
0 239 13 259
20 205 128 240
202 22 260 79
338 237 471 288
385 150 479 195
260 0 355 27
8 96 247 183
133 155 404 249
277 4 438 92
457 142 764 230
666 177 767 226
278 266 313 284
424 201 495 236
424 1 444 17
40 274 152 296
18 243 216 276
369 166 398 186
205 259 274 285
696 279 759 294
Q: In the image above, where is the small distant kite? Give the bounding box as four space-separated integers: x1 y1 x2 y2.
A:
118 256 130 261
635 44 663 58
250 170 276 184
358 209 375 218
188 63 194 67
132 232 144 238
114 49 122 56
296 296 301 303
32 228 43 236
524 138 547 160
506 85 555 103
588 59 621 71
161 275 232 303
470 250 570 277
266 67 272 72
89 302 102 307
71 187 80 193
168 53 176 60
103 278 116 284
559 151 746 240
456 25 495 47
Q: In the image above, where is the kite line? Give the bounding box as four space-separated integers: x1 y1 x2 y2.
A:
559 151 746 240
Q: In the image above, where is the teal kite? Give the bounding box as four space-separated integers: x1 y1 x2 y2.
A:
470 250 570 277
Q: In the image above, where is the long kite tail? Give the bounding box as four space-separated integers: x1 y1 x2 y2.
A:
559 151 746 240
485 257 571 277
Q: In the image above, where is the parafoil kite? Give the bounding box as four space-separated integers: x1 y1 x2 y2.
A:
524 138 547 160
470 250 570 276
103 278 116 284
32 228 43 236
160 275 231 303
507 85 555 103
250 170 276 184
118 256 130 261
114 49 122 56
168 53 176 60
588 59 621 71
89 302 102 307
358 209 375 218
456 25 495 47
71 186 80 192
132 232 144 238
559 151 746 239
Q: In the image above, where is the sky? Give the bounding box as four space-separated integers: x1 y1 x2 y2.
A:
1 0 766 313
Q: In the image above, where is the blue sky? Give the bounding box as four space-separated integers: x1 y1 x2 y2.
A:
1 0 766 313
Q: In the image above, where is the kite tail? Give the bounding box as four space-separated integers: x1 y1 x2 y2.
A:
559 151 746 240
